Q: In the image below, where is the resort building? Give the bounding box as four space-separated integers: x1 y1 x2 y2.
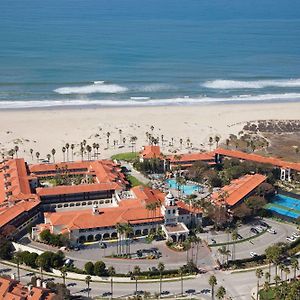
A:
0 158 127 238
214 148 300 181
139 145 162 161
211 174 267 208
32 186 202 244
167 152 215 170
0 276 56 299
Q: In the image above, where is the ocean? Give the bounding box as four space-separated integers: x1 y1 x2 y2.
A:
1 0 300 108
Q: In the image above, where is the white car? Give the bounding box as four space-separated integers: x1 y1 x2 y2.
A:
255 226 264 233
267 228 276 234
286 236 296 242
292 232 300 238
250 251 258 258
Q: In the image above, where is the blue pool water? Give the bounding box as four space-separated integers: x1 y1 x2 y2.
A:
267 194 300 219
166 179 200 195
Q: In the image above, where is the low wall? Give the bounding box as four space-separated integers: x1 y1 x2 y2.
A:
12 242 44 255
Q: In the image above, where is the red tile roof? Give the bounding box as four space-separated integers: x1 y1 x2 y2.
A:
212 174 266 206
168 152 215 163
45 205 163 231
36 182 121 197
0 198 40 228
215 148 300 171
0 276 56 300
176 200 203 214
140 146 162 159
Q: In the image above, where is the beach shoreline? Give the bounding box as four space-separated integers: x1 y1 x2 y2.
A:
1 101 300 163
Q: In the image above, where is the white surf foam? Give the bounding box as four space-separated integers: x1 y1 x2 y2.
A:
54 83 128 94
202 79 300 89
93 80 105 84
2 92 300 109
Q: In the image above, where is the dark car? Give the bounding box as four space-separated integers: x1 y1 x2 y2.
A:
250 227 259 234
201 289 211 294
134 291 144 295
99 242 107 249
161 291 170 295
185 289 196 294
259 221 269 228
237 234 243 240
198 269 207 274
102 292 112 297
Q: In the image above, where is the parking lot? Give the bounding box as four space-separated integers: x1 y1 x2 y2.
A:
207 218 299 260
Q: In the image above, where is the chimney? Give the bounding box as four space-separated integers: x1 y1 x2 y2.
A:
36 278 41 287
92 204 99 215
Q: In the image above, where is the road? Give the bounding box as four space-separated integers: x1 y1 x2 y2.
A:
1 260 259 299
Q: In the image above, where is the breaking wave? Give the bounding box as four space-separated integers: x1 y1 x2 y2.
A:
1 92 300 109
54 83 128 94
202 79 300 89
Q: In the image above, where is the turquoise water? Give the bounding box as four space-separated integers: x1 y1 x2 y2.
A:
1 0 300 108
166 179 200 195
267 194 300 219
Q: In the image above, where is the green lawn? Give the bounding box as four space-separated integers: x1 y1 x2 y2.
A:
111 152 138 162
127 175 144 187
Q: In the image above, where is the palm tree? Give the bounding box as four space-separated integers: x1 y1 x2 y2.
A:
209 136 214 151
291 258 299 279
274 275 280 287
179 266 184 296
64 143 69 161
279 263 285 280
231 230 238 260
86 145 92 161
179 138 183 149
255 268 263 300
60 267 68 286
265 271 271 284
85 275 92 298
216 286 226 300
158 262 165 295
35 152 40 163
108 266 116 300
106 132 110 148
116 223 125 255
14 251 22 281
14 145 19 158
218 246 231 266
70 144 75 161
51 148 56 163
123 223 133 255
95 143 100 159
284 266 290 282
119 129 122 144
150 125 154 133
225 139 230 149
30 148 34 161
215 136 220 149
80 144 84 160
209 275 217 300
46 154 51 162
132 266 141 295
62 147 66 162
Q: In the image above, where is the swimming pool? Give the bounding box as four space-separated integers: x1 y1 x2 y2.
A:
266 194 300 219
165 179 201 195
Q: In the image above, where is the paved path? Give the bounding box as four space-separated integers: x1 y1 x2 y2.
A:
122 162 150 185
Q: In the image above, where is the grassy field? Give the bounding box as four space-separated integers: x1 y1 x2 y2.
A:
127 175 144 187
111 152 138 162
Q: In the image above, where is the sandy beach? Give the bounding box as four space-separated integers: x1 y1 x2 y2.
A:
1 102 300 162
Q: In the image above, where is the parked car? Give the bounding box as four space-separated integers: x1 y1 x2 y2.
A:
286 236 296 242
64 259 74 266
160 291 170 295
250 228 259 234
255 226 264 233
292 232 300 238
185 289 196 294
237 234 243 240
211 238 216 244
259 221 269 228
99 242 107 249
267 228 276 234
250 251 258 258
